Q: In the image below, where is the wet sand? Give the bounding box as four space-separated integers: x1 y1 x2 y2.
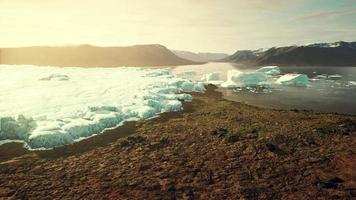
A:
0 85 355 199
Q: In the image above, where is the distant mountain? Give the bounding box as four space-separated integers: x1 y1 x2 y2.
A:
220 50 257 64
306 41 356 48
222 41 356 66
173 50 229 62
0 44 200 67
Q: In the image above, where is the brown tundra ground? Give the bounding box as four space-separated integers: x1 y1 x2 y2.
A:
0 85 355 200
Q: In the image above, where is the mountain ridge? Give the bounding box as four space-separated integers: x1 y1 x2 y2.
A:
0 44 201 67
221 41 356 66
173 50 229 62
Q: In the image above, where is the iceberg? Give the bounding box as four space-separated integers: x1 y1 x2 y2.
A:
201 73 224 85
0 65 205 149
328 74 343 80
235 72 267 87
315 74 328 79
201 73 220 82
176 71 197 79
40 74 70 81
220 80 239 88
276 74 310 87
256 66 281 75
227 70 242 82
220 70 267 88
347 81 356 86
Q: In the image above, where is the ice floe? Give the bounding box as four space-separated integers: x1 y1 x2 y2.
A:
221 70 267 88
347 81 356 87
201 73 220 82
176 71 197 79
256 66 281 75
315 74 328 79
40 74 70 81
201 73 224 85
276 74 310 87
200 65 313 90
328 74 343 80
0 65 204 149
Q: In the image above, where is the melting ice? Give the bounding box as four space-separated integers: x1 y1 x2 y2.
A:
199 66 310 88
0 65 205 149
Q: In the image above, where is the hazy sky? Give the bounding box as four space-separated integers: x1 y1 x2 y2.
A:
1 0 356 53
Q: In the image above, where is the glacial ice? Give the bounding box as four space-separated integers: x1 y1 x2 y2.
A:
40 74 70 81
235 72 267 87
0 65 205 149
276 74 310 87
256 66 281 75
221 70 267 87
176 71 197 79
220 80 239 88
328 74 343 80
201 73 220 82
201 72 224 85
315 74 328 79
347 81 356 86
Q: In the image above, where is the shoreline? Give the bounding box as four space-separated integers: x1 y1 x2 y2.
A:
217 88 356 117
0 88 199 162
0 85 355 199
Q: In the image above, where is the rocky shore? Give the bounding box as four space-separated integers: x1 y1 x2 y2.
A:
0 86 355 199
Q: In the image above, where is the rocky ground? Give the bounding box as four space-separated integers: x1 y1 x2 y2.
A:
0 86 355 199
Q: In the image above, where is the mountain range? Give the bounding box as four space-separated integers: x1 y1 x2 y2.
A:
221 41 356 66
1 41 355 67
172 50 229 62
0 44 200 67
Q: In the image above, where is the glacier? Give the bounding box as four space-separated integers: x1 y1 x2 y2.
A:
0 65 204 149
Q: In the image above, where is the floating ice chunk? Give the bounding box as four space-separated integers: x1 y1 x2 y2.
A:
0 115 36 140
227 70 242 81
146 70 171 77
256 66 281 75
220 70 268 88
201 73 223 85
28 130 74 149
162 100 183 112
180 81 205 92
40 74 69 81
276 74 310 87
230 71 267 87
315 74 328 79
201 73 220 82
347 81 356 86
220 80 239 88
181 81 195 92
328 74 343 80
194 82 206 92
176 71 197 79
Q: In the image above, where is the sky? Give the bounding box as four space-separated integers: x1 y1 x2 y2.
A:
0 0 356 53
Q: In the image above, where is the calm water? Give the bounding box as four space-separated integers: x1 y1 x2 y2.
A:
172 63 356 115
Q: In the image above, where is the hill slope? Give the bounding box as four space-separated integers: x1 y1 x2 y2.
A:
222 41 356 66
0 44 199 67
220 50 258 64
173 50 229 62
